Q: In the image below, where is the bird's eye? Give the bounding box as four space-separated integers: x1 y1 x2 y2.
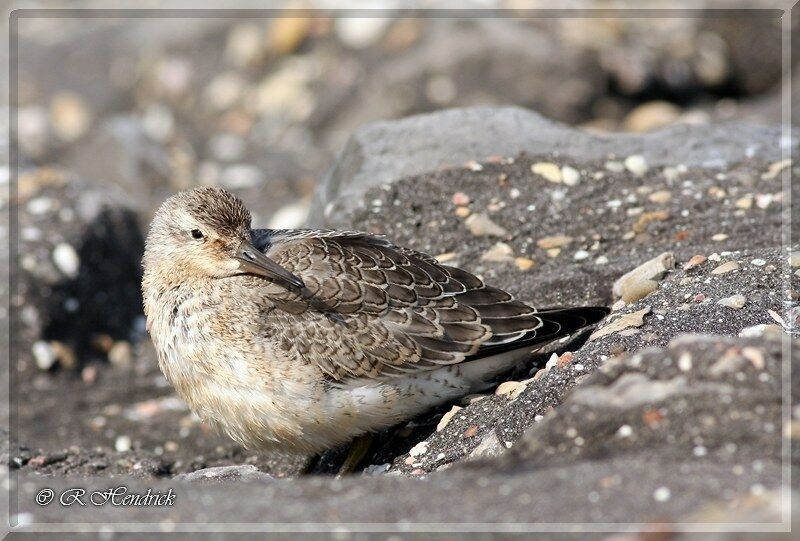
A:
190 229 205 240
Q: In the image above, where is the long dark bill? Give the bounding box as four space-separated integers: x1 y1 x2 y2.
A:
235 240 305 290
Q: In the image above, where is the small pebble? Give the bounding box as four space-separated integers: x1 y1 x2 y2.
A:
683 254 707 270
789 252 800 268
481 242 514 262
108 341 133 369
742 347 765 370
50 92 91 142
718 294 746 309
408 441 428 457
750 258 766 266
531 162 562 183
653 486 671 502
515 257 535 271
32 341 57 370
115 435 132 453
537 235 573 249
624 155 649 176
561 165 580 186
761 158 791 179
452 192 471 206
755 194 774 209
81 365 97 384
711 261 740 275
495 381 522 396
437 406 462 432
711 233 729 242
51 341 77 370
617 425 633 438
678 352 692 372
466 213 508 237
556 352 574 368
648 190 671 204
573 250 590 261
335 17 391 49
53 243 80 278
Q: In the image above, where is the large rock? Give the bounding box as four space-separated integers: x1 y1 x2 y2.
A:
311 106 791 228
385 246 790 474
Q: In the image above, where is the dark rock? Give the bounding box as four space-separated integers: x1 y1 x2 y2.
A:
14 169 145 369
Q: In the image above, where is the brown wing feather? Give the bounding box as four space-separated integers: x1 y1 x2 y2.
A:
253 229 605 382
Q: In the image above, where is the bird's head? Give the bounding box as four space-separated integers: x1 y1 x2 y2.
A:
142 187 303 292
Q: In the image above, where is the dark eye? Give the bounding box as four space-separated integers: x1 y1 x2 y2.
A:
190 229 205 240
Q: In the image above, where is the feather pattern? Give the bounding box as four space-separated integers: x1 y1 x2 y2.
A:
251 229 608 383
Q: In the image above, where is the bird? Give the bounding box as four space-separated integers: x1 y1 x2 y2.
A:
142 186 609 465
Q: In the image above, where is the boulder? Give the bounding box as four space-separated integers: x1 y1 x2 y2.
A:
310 106 791 228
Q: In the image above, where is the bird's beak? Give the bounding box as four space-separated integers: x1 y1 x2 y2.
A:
234 240 305 290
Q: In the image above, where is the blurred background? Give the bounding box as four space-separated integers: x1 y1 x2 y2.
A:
11 5 792 227
4 3 794 477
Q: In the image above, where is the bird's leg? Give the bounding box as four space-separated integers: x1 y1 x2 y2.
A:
336 434 373 477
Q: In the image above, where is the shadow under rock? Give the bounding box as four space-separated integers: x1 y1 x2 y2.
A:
42 207 145 365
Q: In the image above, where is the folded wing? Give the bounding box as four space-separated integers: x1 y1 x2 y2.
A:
251 229 608 382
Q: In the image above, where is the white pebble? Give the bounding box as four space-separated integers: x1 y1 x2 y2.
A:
335 17 391 49
624 155 649 176
32 340 56 370
595 256 609 265
617 425 633 438
115 435 132 452
693 445 707 457
573 250 590 261
750 258 766 266
653 486 671 502
53 243 80 278
408 441 428 457
561 165 580 186
718 294 746 309
27 197 56 215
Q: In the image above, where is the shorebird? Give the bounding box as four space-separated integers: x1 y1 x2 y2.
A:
142 187 608 470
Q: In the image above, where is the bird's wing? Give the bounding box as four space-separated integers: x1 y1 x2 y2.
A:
251 229 607 383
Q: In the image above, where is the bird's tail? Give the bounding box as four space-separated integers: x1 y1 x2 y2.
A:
456 305 609 390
